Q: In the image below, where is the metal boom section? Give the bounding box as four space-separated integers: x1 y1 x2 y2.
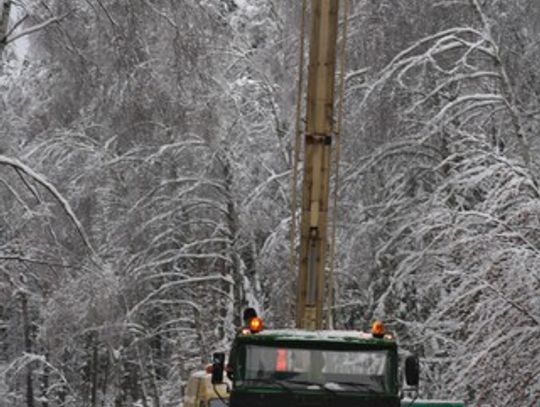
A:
296 0 340 330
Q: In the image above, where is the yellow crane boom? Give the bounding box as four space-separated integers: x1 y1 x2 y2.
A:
296 0 340 330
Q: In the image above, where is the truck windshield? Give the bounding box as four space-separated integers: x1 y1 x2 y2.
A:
238 345 391 393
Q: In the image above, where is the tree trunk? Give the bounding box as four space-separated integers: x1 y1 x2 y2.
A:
221 152 242 337
91 333 99 407
101 351 110 406
20 292 34 407
147 352 161 407
135 345 150 407
41 350 49 407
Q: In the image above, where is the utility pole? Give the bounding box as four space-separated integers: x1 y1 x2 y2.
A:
296 0 340 330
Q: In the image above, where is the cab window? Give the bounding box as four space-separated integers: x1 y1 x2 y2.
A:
240 344 393 394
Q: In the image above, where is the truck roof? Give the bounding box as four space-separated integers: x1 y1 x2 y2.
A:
235 329 397 349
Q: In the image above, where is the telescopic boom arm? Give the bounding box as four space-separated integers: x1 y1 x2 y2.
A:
296 0 340 330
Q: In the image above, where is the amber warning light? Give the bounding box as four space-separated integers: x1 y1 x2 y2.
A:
249 317 264 333
371 320 385 338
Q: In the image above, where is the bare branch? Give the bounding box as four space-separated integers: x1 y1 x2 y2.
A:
2 12 27 39
140 0 177 29
0 155 98 260
2 12 70 45
0 255 75 269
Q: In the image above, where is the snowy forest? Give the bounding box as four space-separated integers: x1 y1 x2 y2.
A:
0 0 539 406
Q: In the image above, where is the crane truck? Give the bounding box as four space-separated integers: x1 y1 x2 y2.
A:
209 1 465 406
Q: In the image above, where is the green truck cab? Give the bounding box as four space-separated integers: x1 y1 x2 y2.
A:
211 320 464 407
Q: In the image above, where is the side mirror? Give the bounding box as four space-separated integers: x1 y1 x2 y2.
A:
405 355 420 387
211 352 225 384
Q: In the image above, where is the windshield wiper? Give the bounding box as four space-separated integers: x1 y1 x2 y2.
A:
326 381 381 394
244 378 295 395
284 379 339 397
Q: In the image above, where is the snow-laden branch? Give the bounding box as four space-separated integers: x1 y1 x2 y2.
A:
127 275 233 317
360 27 484 107
1 352 75 396
130 252 231 276
0 155 98 259
428 94 505 125
241 169 290 207
407 71 501 113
